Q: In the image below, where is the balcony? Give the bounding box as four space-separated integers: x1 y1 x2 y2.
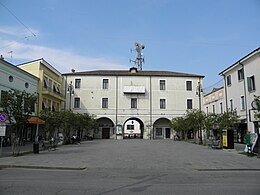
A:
42 86 65 101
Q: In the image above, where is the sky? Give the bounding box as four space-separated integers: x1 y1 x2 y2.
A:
0 0 260 91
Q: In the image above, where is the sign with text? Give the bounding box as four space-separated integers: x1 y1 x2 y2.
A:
0 125 6 136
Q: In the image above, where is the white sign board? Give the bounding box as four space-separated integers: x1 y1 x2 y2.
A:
0 125 6 136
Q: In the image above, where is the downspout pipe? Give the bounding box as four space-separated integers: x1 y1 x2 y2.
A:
223 75 228 113
239 62 248 130
150 76 152 140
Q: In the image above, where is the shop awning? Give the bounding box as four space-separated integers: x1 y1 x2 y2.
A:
27 116 45 125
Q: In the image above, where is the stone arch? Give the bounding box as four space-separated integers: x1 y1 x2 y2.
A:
153 118 172 139
123 117 144 139
96 117 115 139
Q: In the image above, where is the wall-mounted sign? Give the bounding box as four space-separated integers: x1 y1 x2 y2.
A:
0 112 7 123
0 125 6 136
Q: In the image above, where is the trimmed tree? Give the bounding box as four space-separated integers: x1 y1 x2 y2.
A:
0 89 37 156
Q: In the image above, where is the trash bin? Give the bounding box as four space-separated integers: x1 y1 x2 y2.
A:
33 142 39 154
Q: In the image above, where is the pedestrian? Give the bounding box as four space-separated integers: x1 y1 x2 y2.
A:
245 131 252 157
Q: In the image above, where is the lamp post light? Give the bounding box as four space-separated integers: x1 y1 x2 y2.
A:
196 81 203 144
67 81 74 110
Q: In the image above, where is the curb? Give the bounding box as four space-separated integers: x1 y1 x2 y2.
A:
0 164 87 171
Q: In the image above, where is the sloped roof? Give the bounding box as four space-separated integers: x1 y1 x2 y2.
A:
63 69 204 78
219 47 260 75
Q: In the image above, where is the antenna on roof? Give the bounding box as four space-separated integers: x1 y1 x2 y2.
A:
130 42 145 70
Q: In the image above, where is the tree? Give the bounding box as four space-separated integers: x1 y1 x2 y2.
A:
0 89 37 156
171 117 190 140
216 110 239 147
204 113 219 139
253 95 260 119
40 110 97 144
185 109 206 143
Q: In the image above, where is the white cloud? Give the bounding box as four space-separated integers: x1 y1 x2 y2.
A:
0 26 38 38
0 40 128 73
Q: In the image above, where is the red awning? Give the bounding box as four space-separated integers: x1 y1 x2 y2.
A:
27 116 45 125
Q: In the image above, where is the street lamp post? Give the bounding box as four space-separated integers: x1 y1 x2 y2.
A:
196 81 203 144
67 81 74 110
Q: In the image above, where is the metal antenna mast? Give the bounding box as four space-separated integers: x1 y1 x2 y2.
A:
130 42 145 70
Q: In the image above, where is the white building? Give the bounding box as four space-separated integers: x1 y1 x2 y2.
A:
219 47 260 142
63 67 204 139
203 87 226 115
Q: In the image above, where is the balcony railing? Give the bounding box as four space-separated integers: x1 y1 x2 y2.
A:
42 86 65 99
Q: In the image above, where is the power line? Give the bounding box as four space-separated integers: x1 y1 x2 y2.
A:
0 2 36 38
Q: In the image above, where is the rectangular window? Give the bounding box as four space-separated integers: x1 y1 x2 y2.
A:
238 68 244 81
212 105 215 114
206 107 208 114
186 81 192 91
74 97 80 108
131 98 137 108
102 98 108 108
247 76 256 92
75 79 81 89
156 128 163 136
220 102 223 114
187 99 193 109
53 83 57 92
227 75 231 86
241 96 245 110
160 99 166 109
49 79 53 89
43 76 48 88
160 80 166 90
127 125 134 130
103 79 109 89
230 99 233 111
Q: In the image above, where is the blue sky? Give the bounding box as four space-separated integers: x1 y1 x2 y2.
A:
0 0 259 89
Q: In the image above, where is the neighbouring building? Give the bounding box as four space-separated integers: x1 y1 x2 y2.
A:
203 87 226 115
63 67 204 140
18 58 65 113
219 47 260 143
0 57 39 142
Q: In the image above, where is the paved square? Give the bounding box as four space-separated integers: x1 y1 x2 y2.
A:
0 140 259 195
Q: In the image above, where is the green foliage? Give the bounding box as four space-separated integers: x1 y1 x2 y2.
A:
0 89 37 156
0 89 37 128
217 110 239 131
40 110 96 143
185 109 205 132
254 95 260 119
171 109 239 142
204 113 218 131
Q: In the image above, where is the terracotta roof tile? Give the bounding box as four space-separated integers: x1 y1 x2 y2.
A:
63 69 204 78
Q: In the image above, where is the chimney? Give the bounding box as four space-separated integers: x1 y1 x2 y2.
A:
71 69 75 73
0 55 4 60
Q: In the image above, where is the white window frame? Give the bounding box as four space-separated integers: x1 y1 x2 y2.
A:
237 68 244 81
131 98 137 109
227 75 232 86
186 81 192 91
241 96 245 110
74 97 80 108
159 80 166 90
103 79 109 90
187 99 193 109
160 99 166 109
75 78 81 89
247 75 256 92
102 98 108 108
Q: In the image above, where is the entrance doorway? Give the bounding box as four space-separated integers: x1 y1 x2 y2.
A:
123 118 144 139
165 128 171 138
102 128 110 139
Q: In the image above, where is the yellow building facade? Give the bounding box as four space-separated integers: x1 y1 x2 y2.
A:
18 58 65 113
